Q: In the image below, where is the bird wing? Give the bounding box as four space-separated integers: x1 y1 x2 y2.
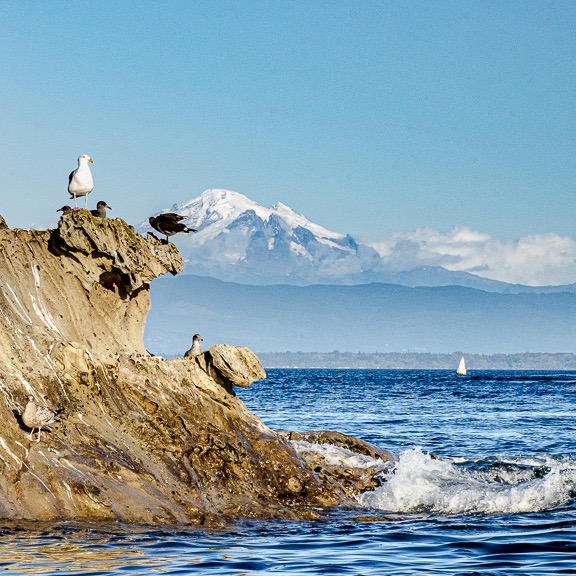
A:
161 213 185 222
150 219 168 235
35 405 56 425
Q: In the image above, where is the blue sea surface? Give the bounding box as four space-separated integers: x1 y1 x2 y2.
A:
2 369 576 575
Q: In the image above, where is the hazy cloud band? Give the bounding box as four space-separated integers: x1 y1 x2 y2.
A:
368 227 576 286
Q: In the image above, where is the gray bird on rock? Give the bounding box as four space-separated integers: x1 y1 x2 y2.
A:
184 333 203 358
21 395 61 442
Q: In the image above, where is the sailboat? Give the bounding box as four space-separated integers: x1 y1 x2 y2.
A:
457 356 467 376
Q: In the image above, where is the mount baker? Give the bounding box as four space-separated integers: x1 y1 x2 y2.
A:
140 189 572 292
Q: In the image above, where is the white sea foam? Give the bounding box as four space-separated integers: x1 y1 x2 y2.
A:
291 440 391 472
357 447 576 515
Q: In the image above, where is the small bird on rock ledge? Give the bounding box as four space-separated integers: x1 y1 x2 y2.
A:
21 395 62 442
184 333 203 358
90 200 112 218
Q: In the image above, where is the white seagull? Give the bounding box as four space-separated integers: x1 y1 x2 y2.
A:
68 154 94 209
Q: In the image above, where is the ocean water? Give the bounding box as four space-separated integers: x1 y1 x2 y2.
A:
2 369 576 575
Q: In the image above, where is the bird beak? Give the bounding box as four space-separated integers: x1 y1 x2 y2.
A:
107 205 112 210
88 158 94 163
56 208 62 212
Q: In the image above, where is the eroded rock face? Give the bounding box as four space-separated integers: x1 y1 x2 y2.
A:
0 212 182 362
0 212 360 524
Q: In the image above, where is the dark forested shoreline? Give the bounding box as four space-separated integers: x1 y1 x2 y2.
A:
258 351 576 370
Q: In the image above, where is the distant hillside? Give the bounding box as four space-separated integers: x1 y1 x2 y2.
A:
257 351 576 370
145 275 576 357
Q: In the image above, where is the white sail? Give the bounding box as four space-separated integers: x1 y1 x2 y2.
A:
457 356 467 376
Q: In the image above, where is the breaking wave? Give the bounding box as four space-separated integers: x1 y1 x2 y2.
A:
291 441 576 516
358 447 576 515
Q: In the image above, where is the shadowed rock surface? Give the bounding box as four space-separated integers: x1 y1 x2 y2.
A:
0 212 380 525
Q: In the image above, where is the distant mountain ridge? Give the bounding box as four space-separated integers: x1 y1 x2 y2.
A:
144 275 576 357
141 189 576 293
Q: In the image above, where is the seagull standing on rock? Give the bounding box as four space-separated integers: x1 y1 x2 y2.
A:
148 213 197 243
184 334 203 358
68 154 94 210
21 395 61 442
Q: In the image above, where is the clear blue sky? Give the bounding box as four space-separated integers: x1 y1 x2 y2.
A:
1 1 575 241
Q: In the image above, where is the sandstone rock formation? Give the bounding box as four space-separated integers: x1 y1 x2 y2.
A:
0 212 384 525
201 344 267 389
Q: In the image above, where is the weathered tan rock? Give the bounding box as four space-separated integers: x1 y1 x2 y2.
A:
55 211 183 291
0 212 182 362
206 344 267 388
0 215 6 229
279 430 396 497
0 212 377 525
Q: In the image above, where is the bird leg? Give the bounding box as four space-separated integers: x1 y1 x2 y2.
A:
28 429 33 440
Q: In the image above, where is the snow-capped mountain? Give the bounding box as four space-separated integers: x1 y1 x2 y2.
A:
143 189 384 285
141 189 576 291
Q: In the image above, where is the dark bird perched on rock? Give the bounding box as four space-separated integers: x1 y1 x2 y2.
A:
184 333 203 358
148 213 197 243
56 205 72 217
90 201 112 218
21 395 62 442
68 154 94 210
